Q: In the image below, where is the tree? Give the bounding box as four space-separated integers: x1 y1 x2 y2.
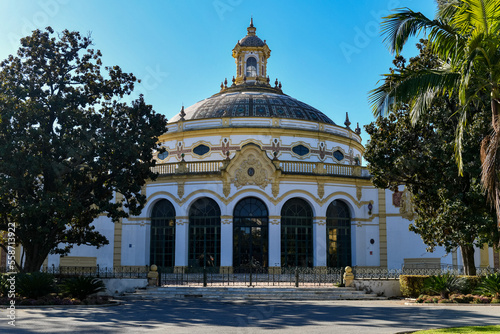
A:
370 0 500 226
0 28 167 272
365 41 499 275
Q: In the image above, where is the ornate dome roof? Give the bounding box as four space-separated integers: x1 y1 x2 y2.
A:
170 88 335 124
238 35 265 47
169 20 336 127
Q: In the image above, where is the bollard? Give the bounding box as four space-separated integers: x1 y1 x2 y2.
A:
203 267 207 287
340 267 345 287
295 267 299 287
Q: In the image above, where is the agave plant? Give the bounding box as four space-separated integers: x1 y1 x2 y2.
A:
475 273 500 299
62 276 106 301
16 272 58 299
423 273 463 299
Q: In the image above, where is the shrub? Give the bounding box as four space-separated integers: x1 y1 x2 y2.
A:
475 273 500 299
423 273 462 299
491 298 500 304
459 275 482 294
62 276 106 301
0 274 11 297
400 275 429 298
16 272 57 299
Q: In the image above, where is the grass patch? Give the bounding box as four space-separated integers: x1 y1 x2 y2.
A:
414 325 500 333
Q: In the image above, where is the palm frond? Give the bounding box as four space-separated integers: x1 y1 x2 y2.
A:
381 9 442 55
369 68 460 118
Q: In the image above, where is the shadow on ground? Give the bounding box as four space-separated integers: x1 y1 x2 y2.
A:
5 299 500 333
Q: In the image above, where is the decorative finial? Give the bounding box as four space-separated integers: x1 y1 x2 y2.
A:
224 78 228 88
232 76 236 85
247 17 256 36
267 76 270 84
275 78 278 88
180 105 186 121
344 112 351 128
243 76 247 82
355 122 361 135
220 82 224 90
278 81 282 89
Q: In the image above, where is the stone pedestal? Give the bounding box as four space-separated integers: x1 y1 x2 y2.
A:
343 266 354 287
147 265 159 286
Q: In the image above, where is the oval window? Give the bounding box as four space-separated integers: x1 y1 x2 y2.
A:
292 145 310 156
193 144 210 156
158 151 169 160
333 150 344 161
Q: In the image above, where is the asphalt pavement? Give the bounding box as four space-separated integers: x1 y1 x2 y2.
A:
1 299 499 334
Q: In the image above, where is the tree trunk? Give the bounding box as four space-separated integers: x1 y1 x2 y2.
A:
461 244 476 276
22 245 49 273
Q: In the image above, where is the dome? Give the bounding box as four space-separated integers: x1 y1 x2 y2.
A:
170 89 335 124
238 35 265 47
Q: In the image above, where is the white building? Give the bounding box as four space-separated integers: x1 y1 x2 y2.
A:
46 20 497 273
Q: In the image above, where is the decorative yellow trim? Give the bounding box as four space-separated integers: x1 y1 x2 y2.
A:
159 127 365 154
480 244 490 268
378 189 388 268
113 219 122 267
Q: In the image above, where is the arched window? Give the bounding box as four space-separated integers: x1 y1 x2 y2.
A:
233 197 269 270
150 199 176 268
326 200 351 267
281 198 313 267
189 197 221 268
246 57 257 77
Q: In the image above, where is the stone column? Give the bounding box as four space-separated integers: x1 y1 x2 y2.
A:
268 216 281 273
220 216 233 273
174 216 189 273
314 217 327 270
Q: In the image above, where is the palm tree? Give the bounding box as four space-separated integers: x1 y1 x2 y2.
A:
370 0 500 226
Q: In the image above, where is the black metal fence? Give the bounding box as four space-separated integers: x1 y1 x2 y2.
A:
157 267 345 287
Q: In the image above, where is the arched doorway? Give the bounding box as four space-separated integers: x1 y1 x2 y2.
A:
326 200 352 267
281 198 313 267
233 197 268 269
150 199 176 267
188 197 221 268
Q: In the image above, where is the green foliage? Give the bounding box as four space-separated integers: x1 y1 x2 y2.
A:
475 273 500 299
372 0 500 227
400 275 429 297
62 276 106 301
364 40 498 276
459 275 482 294
0 274 10 297
16 272 57 299
423 273 462 299
0 27 168 272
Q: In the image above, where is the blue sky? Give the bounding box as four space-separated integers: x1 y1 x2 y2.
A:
0 0 437 142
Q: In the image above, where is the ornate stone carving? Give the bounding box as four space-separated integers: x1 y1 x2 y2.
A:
272 181 280 198
223 180 231 197
177 181 185 199
232 154 270 189
270 219 280 225
400 188 416 220
356 185 362 201
317 183 325 199
392 189 402 207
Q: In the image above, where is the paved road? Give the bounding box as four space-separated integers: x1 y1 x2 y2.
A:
1 299 499 334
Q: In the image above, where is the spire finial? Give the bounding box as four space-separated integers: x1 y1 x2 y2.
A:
180 105 186 121
355 122 361 135
247 17 256 35
344 112 351 128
